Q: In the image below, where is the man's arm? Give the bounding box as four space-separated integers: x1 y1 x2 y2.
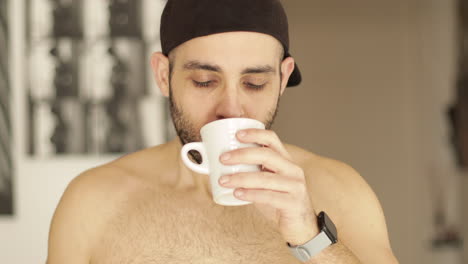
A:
224 136 398 263
47 165 137 264
304 159 400 264
47 173 94 263
307 241 361 263
306 241 397 264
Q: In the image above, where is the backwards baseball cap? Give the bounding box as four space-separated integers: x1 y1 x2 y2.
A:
160 0 302 87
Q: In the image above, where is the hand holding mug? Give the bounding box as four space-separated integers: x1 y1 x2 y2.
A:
180 118 265 206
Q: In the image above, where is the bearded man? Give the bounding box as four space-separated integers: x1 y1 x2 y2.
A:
47 0 399 263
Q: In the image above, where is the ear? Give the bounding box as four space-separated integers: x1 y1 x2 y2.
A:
150 52 170 97
279 57 296 96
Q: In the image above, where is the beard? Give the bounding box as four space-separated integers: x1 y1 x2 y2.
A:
168 85 281 164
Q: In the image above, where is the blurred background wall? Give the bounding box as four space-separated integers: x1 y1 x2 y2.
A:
277 0 465 263
0 0 466 263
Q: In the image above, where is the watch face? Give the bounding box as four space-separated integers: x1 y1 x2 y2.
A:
319 211 338 243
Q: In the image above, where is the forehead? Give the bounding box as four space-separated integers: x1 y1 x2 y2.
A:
171 32 283 69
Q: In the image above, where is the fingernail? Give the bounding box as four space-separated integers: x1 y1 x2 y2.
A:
237 131 247 137
219 176 230 184
221 153 231 161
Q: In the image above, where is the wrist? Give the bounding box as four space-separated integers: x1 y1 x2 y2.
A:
286 220 321 246
286 211 339 262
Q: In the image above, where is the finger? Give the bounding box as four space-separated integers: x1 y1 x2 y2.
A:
220 171 305 194
237 129 292 160
221 147 303 178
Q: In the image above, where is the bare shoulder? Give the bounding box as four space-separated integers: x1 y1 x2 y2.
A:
47 159 147 263
284 143 364 208
284 143 399 263
285 142 357 175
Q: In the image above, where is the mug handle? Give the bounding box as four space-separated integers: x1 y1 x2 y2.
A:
180 142 210 174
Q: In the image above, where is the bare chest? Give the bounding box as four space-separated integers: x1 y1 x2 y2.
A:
91 189 300 264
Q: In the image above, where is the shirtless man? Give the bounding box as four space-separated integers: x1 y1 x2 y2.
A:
47 0 399 263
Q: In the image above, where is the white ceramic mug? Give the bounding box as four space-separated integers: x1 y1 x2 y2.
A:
180 118 265 206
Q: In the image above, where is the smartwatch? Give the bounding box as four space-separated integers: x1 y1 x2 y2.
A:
286 211 338 262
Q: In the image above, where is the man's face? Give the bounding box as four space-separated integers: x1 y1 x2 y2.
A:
166 32 286 163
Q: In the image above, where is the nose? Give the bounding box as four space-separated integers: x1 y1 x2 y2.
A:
214 88 245 119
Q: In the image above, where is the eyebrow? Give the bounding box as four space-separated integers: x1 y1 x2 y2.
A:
183 61 222 72
241 65 276 75
182 60 276 75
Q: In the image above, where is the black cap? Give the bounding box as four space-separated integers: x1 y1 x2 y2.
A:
160 0 302 87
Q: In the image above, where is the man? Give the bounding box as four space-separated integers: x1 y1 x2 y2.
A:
47 0 399 263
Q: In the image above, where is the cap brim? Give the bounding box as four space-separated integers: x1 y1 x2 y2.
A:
285 52 302 87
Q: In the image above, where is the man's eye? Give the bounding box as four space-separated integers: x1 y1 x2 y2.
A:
192 80 214 87
245 82 266 90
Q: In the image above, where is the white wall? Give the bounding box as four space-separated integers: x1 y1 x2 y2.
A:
0 0 464 263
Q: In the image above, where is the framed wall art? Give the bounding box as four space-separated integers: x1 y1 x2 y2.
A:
25 0 174 157
0 0 13 215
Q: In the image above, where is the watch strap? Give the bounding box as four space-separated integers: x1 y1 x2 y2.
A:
287 231 333 262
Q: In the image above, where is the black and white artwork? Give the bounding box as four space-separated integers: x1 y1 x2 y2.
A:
26 0 173 157
0 0 13 215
